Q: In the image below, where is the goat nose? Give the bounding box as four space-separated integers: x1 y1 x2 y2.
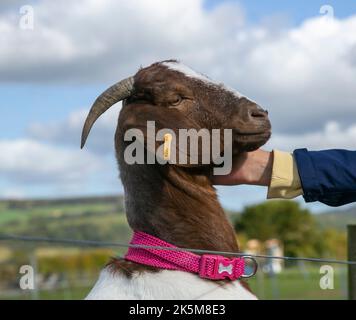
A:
249 107 268 120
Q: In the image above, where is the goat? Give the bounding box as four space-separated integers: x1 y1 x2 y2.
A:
81 60 271 299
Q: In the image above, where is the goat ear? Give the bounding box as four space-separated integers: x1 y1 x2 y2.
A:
118 104 218 167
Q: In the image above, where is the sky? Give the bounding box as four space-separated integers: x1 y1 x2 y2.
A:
0 0 356 213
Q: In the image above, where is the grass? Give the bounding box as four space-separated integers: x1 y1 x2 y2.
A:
0 203 118 225
0 200 131 243
1 286 92 300
0 266 348 300
0 197 350 300
248 266 348 300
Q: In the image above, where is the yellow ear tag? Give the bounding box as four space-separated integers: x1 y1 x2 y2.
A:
163 133 172 161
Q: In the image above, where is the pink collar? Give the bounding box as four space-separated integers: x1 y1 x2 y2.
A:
124 231 247 281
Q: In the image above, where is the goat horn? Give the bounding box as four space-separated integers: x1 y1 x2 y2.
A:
81 76 134 148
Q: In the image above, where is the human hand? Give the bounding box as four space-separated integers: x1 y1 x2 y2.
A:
213 149 273 186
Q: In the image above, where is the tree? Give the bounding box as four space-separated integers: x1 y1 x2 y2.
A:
234 200 324 257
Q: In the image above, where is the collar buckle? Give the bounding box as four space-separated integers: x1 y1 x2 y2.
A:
199 254 245 280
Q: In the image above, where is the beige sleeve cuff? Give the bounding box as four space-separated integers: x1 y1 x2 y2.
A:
267 150 303 199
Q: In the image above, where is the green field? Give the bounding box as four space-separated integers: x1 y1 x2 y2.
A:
0 196 131 242
0 266 347 300
0 196 352 300
248 266 347 300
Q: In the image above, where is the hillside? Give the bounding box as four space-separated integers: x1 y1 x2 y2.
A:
0 195 131 243
1 195 355 239
315 206 356 230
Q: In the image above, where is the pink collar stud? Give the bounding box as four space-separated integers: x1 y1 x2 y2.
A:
124 231 254 281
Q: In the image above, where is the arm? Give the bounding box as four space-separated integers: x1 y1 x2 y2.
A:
294 148 356 206
213 149 303 199
214 148 356 207
267 150 303 199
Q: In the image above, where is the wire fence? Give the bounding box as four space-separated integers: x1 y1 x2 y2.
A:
0 233 352 300
1 233 355 265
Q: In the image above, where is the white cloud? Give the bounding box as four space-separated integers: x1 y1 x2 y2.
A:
267 121 356 151
28 104 122 154
27 110 356 165
1 0 223 82
1 188 26 199
0 139 104 184
1 0 355 133
1 0 356 206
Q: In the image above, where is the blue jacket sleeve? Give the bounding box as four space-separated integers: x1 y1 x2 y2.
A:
293 148 356 207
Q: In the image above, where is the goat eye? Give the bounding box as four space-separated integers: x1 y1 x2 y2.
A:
171 96 182 106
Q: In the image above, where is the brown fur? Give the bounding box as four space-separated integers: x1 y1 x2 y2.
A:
106 60 271 289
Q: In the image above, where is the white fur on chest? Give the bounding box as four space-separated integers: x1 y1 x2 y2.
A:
86 268 257 300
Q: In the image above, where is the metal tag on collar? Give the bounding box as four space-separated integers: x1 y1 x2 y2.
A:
239 256 258 279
